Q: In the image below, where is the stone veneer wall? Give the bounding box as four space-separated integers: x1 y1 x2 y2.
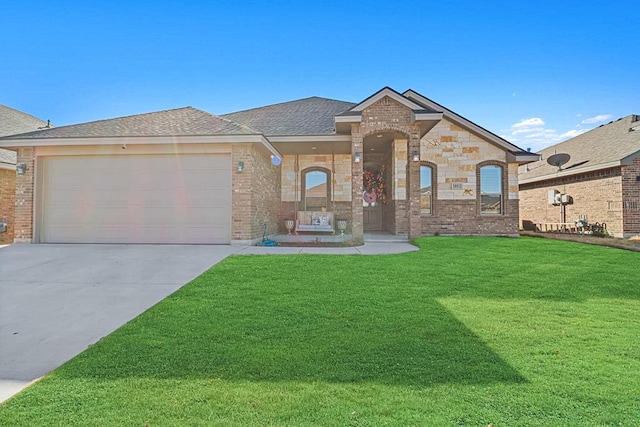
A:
519 167 624 237
419 119 519 236
281 154 351 203
231 144 281 242
0 167 16 244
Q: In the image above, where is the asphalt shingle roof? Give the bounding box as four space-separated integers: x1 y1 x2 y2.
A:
222 97 356 135
1 107 260 140
0 105 49 165
520 115 640 181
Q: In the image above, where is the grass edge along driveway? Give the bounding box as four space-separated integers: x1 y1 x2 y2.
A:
1 236 639 426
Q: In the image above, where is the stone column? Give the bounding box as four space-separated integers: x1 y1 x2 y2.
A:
351 124 364 245
407 128 422 240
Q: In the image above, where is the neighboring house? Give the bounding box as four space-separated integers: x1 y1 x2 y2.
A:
519 115 640 238
0 105 49 244
0 87 537 245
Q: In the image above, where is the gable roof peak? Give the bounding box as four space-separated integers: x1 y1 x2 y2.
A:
347 86 426 112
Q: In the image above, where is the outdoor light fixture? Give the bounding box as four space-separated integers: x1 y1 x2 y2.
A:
237 161 244 173
16 163 27 175
270 154 282 166
412 150 420 162
354 152 361 163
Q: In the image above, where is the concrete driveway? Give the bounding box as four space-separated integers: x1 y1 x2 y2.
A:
0 244 239 402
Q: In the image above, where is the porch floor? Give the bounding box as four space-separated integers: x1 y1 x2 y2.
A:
262 232 409 246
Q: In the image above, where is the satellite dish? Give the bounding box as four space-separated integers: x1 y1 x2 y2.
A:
547 153 571 170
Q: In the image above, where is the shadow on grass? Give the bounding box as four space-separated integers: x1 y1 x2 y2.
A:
60 297 525 387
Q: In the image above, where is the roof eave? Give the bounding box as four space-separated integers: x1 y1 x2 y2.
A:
508 152 541 165
0 162 16 171
0 134 267 148
519 160 622 185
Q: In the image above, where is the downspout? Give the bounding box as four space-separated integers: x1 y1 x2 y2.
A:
332 151 336 214
294 154 299 228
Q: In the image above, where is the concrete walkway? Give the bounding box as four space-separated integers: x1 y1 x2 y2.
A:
0 241 418 403
235 242 418 255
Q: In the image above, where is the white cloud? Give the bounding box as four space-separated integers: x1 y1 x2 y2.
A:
503 117 587 153
581 114 612 124
512 127 545 135
559 129 586 139
512 117 545 128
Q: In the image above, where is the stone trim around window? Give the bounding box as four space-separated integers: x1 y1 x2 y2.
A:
301 166 332 211
477 160 507 216
420 161 437 216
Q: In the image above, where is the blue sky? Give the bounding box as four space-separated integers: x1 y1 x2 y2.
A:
2 1 637 152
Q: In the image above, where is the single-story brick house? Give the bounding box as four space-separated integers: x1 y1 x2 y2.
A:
0 87 537 245
519 114 640 238
0 105 49 244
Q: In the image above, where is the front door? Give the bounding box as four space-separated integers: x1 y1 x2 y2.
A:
363 164 385 231
363 198 382 231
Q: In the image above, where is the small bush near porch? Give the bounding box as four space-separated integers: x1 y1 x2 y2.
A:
1 237 639 426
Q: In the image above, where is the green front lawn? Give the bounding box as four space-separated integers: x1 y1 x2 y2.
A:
2 237 639 426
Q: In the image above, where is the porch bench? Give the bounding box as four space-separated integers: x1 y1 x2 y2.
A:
295 211 335 234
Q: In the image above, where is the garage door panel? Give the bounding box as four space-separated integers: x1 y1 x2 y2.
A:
41 154 231 244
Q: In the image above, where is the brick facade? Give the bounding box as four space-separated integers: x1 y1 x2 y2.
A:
358 97 423 240
5 90 527 244
621 157 640 236
231 144 281 243
519 167 625 237
14 147 35 242
422 199 520 235
0 167 15 244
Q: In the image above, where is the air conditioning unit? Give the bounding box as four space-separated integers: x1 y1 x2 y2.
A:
548 190 560 205
561 194 573 205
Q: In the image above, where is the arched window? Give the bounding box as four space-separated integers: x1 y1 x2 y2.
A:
420 164 434 215
302 168 330 210
480 165 503 214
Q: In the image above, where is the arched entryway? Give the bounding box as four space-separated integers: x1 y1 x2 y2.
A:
361 131 406 233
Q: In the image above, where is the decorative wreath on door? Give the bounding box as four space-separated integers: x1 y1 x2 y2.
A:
363 165 387 204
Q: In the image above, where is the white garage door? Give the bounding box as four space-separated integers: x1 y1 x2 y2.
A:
40 154 231 244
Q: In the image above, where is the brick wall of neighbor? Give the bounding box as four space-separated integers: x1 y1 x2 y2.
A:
14 147 35 242
0 167 16 244
519 167 624 237
622 157 640 236
419 119 519 236
231 144 281 242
